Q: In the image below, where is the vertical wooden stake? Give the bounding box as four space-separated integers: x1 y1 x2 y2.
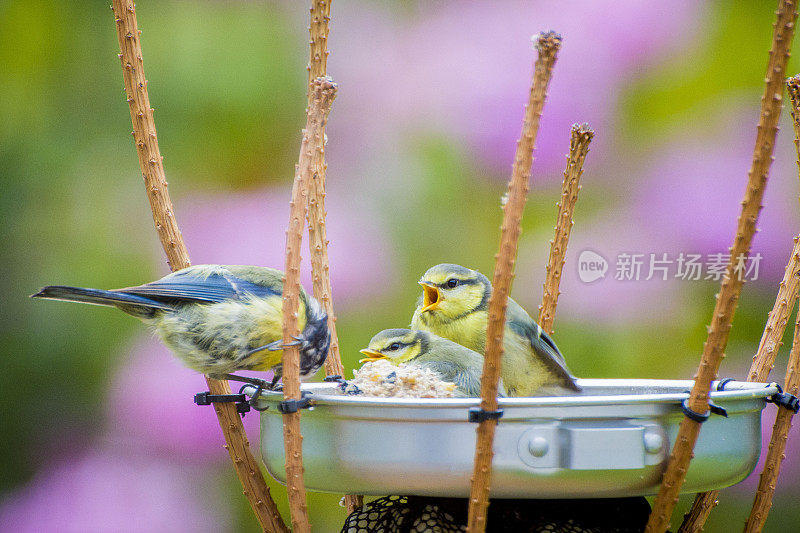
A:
305 0 364 514
465 31 561 533
281 77 338 533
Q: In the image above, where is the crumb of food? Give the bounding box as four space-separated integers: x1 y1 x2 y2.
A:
342 359 456 398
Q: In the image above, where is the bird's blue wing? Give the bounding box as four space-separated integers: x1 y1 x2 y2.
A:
116 268 278 304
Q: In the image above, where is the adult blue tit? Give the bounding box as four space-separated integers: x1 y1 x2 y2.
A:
410 263 580 396
359 328 505 397
31 265 330 389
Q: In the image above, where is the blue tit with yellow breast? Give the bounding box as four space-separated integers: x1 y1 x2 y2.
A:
358 328 506 397
410 263 580 396
31 265 330 389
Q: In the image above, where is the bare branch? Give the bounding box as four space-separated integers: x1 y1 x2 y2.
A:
538 123 593 334
646 1 798 531
466 31 561 533
111 3 286 531
281 77 338 533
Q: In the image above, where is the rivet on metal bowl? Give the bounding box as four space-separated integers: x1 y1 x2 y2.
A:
528 436 549 457
644 432 664 454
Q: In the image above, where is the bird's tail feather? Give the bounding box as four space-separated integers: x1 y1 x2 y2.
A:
30 286 173 318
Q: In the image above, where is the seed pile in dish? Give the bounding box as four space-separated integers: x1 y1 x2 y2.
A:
343 359 456 398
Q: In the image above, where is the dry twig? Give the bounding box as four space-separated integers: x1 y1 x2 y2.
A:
111 3 286 531
679 236 800 533
646 2 798 532
538 123 593 334
305 0 363 513
744 304 800 532
788 75 800 176
466 31 561 533
281 77 338 533
306 0 345 380
680 73 800 533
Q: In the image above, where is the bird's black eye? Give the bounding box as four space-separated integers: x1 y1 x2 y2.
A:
389 343 401 351
446 279 459 288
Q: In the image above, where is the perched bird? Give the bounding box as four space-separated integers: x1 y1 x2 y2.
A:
31 265 330 389
410 263 580 396
359 328 505 397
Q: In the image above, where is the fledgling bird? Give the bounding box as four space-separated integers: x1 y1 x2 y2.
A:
359 328 505 397
410 263 580 397
31 265 330 389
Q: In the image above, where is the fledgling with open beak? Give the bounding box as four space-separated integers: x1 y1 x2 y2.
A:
31 265 330 395
359 328 505 397
410 263 580 396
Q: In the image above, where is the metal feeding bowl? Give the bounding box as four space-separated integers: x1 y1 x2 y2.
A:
244 379 778 498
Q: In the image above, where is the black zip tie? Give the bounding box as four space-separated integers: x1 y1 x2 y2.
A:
278 391 314 414
324 374 349 392
681 398 728 423
468 407 504 423
194 391 251 415
716 378 735 391
767 384 800 413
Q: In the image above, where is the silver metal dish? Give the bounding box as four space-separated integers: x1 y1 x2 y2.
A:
245 379 778 498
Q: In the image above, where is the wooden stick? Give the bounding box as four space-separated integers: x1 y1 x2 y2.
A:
744 304 800 532
679 73 800 533
465 31 561 533
111 3 287 532
306 0 345 380
678 235 800 533
305 0 363 514
281 77 338 533
740 74 800 533
538 123 593 335
645 2 798 532
788 75 800 178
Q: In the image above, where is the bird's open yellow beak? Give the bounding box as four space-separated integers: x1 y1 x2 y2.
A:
359 349 386 363
419 281 442 312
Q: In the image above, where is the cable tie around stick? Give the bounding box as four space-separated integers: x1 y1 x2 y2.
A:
278 391 315 414
715 378 735 391
194 391 251 415
681 396 728 423
468 407 504 423
767 384 799 413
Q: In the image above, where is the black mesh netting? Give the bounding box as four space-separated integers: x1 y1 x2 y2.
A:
341 496 652 533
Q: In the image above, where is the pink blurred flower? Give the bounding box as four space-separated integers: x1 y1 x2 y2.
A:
635 113 800 282
107 336 262 460
516 211 686 324
164 186 395 311
328 0 702 176
0 448 230 533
